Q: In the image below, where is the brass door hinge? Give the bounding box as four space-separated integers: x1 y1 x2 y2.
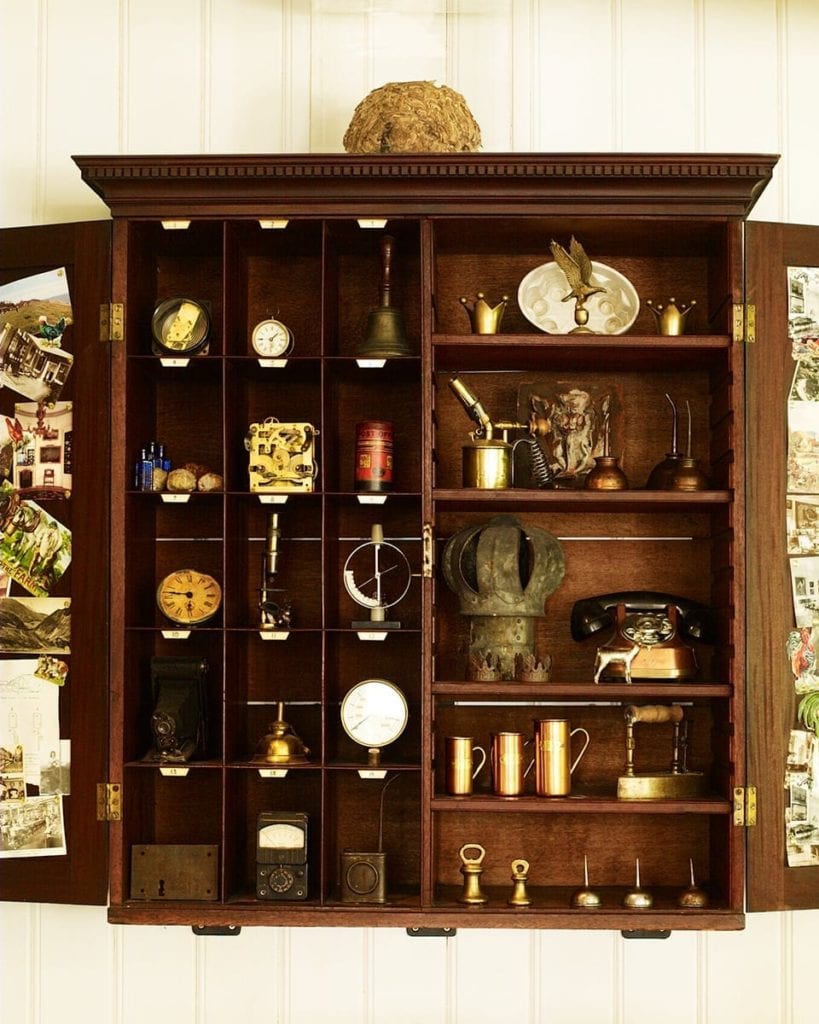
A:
97 782 122 821
100 302 124 342
733 785 757 826
732 303 756 344
422 523 434 578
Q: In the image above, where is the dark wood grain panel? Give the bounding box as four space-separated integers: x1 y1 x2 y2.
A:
0 221 111 906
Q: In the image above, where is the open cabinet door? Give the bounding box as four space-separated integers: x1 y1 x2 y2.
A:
0 221 111 905
747 220 819 910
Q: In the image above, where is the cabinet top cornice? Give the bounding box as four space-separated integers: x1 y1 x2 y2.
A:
73 152 778 220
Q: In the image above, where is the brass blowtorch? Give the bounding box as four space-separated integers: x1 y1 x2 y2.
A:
448 375 540 489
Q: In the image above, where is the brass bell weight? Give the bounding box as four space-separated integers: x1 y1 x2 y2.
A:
356 235 413 358
507 858 532 907
457 843 488 905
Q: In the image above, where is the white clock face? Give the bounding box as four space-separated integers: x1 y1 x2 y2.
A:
340 678 408 749
252 319 292 357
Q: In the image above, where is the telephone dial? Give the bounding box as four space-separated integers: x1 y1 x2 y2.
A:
570 591 713 682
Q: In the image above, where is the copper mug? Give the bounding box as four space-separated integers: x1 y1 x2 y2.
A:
533 719 590 796
445 736 487 795
490 732 534 796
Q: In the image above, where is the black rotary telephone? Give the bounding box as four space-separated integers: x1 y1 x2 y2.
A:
570 591 714 683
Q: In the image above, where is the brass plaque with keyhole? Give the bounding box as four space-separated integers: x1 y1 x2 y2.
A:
130 844 218 900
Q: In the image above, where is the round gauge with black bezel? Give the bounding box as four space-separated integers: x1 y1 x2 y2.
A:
151 298 211 357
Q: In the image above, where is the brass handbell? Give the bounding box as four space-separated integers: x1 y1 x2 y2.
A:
356 235 413 358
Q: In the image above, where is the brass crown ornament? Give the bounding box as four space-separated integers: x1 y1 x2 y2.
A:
646 298 696 336
460 292 509 335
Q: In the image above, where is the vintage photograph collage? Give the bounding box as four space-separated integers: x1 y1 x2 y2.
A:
0 268 73 859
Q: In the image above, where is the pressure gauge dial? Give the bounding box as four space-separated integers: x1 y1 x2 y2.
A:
340 678 408 764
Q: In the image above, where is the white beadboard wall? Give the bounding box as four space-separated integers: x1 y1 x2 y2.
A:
1 1 818 1022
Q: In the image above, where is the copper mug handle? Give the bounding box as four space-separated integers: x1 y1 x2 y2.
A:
446 737 487 795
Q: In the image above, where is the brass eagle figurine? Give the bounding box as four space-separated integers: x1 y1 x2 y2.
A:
549 236 606 332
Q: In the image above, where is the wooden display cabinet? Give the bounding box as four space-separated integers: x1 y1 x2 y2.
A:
4 152 815 932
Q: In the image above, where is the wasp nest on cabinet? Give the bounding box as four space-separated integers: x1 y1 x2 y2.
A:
343 81 481 154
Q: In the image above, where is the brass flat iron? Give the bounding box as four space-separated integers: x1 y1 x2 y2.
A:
617 704 706 799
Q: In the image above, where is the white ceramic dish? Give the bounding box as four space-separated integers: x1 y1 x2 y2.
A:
517 259 640 335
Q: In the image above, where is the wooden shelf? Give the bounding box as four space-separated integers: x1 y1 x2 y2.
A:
432 488 732 512
432 334 731 372
430 794 732 814
432 681 733 699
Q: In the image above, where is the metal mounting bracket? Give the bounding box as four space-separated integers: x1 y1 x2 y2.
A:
406 926 456 938
620 929 671 940
191 925 241 936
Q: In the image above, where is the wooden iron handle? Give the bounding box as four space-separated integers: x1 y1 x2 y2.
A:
624 704 684 724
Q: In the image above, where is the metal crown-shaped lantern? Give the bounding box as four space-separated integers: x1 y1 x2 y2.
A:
356 235 413 358
441 514 565 680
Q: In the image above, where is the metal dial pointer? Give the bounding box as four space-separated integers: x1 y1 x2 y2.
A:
357 564 398 590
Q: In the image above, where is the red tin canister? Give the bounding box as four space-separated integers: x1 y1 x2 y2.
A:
355 420 394 492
